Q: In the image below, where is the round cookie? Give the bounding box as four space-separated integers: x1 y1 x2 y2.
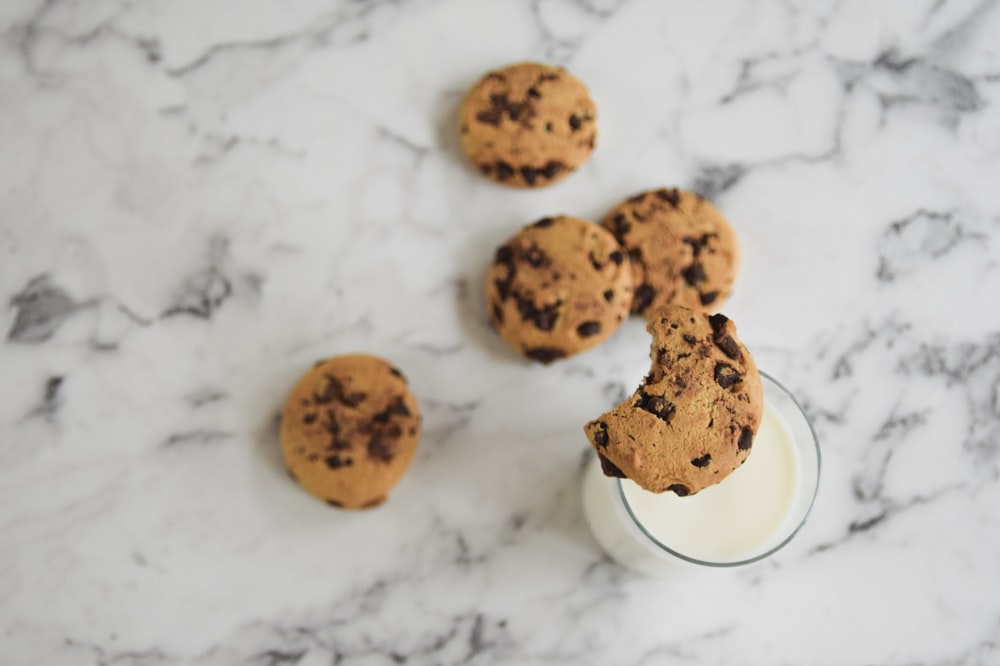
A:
583 304 763 495
601 188 739 317
486 215 633 363
459 62 597 188
280 354 421 509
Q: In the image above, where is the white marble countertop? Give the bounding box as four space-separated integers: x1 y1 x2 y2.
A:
3 0 1000 663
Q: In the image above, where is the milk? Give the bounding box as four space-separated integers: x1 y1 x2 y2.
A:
581 372 820 575
620 402 799 562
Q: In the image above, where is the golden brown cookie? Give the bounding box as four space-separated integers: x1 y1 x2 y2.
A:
601 188 739 317
459 62 597 188
486 215 633 363
583 305 763 495
280 354 421 509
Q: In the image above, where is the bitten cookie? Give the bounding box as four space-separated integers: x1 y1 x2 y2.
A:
583 305 763 495
601 188 739 317
280 354 421 509
486 215 633 363
459 62 597 188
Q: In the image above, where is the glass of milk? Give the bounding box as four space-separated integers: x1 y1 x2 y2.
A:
581 371 820 576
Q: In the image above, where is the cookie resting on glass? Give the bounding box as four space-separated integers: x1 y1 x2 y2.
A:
584 304 763 495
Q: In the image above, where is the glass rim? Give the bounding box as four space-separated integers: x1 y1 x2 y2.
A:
614 370 822 568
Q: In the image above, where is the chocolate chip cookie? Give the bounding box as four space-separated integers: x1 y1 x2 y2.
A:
280 354 421 509
583 305 762 495
601 188 739 317
486 215 633 363
459 62 598 188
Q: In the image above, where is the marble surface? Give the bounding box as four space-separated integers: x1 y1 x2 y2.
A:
2 0 1000 663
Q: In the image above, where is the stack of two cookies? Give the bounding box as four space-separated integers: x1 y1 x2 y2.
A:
484 191 741 365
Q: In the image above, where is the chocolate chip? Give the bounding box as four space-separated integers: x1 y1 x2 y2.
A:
714 333 742 361
634 391 676 423
683 333 697 345
592 421 609 447
628 248 642 263
494 275 514 301
373 397 411 424
670 322 679 329
541 161 564 179
610 214 631 237
588 252 603 271
577 321 601 337
496 161 515 180
656 188 681 207
324 411 339 434
714 363 742 389
545 121 553 133
528 86 541 98
302 412 317 425
495 245 513 264
667 484 690 496
314 375 365 407
628 192 646 204
313 375 339 404
708 313 729 333
603 289 614 302
368 434 394 463
389 366 405 380
361 495 387 509
738 427 753 450
524 347 566 364
683 232 716 257
539 72 560 82
569 114 582 131
520 161 565 186
609 250 624 265
325 455 352 469
515 293 560 331
522 243 549 268
691 454 712 467
599 454 626 478
476 108 502 126
699 291 719 306
491 301 504 326
633 284 654 312
326 498 344 508
682 263 707 286
533 217 554 228
484 92 532 125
